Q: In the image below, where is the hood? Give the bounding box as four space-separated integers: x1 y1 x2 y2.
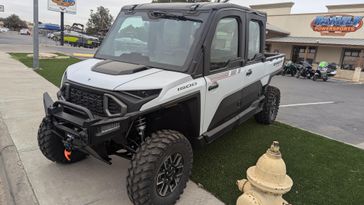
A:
114 69 192 91
66 59 162 90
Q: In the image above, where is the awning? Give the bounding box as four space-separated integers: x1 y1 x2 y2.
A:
267 36 364 46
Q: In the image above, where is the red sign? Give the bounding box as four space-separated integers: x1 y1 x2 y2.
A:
311 15 363 36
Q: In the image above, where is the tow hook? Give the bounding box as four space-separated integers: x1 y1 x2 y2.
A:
64 149 72 161
64 133 75 161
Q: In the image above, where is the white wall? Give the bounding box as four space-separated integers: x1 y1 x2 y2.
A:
270 43 292 60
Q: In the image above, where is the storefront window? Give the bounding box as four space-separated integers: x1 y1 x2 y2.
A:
341 49 364 71
292 46 317 64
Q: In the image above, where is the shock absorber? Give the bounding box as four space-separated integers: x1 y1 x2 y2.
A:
136 117 146 142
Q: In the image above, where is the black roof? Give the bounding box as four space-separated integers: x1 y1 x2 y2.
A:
122 2 261 14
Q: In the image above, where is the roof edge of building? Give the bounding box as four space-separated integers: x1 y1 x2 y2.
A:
266 36 364 47
326 3 364 9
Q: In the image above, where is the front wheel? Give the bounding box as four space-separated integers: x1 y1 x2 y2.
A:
255 86 280 124
127 130 193 205
313 75 318 81
37 118 87 163
323 76 328 81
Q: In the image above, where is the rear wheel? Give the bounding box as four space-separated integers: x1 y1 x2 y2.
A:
127 130 193 205
37 118 87 163
313 75 318 81
323 76 328 81
255 86 280 124
290 71 295 77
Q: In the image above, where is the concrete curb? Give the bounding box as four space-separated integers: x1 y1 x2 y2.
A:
0 115 39 205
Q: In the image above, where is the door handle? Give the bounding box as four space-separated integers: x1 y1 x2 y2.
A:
246 69 253 76
208 82 219 91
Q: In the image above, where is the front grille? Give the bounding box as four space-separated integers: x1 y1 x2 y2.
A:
69 86 105 116
66 85 122 117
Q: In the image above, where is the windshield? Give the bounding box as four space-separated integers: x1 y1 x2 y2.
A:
96 11 205 72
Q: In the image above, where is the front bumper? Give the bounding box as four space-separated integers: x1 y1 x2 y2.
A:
43 92 136 162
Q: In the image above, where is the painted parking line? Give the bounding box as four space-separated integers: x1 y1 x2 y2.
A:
73 53 94 58
280 101 335 108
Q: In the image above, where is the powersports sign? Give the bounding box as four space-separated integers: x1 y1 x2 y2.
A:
311 15 363 36
48 0 76 14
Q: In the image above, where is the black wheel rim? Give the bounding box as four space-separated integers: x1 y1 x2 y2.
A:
156 153 184 197
270 97 278 120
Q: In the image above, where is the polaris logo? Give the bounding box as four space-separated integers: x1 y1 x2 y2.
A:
178 82 197 91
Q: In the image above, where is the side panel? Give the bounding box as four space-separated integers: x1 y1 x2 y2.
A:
203 67 249 132
208 80 262 130
140 77 207 135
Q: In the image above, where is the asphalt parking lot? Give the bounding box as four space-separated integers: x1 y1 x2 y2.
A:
272 75 364 149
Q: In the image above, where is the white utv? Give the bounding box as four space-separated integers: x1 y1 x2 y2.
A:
38 2 284 205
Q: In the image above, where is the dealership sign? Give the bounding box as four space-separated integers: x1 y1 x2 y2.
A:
311 15 363 36
48 0 76 14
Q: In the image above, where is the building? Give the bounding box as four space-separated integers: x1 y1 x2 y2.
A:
251 2 364 81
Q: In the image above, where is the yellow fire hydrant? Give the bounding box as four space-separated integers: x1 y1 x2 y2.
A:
236 141 293 205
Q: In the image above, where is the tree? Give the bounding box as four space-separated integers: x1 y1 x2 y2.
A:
86 6 113 35
3 14 28 31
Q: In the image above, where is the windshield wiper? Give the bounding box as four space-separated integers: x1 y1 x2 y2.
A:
150 11 202 23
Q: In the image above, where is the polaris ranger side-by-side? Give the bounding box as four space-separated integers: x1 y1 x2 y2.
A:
38 3 284 205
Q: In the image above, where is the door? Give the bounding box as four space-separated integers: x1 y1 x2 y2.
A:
292 46 317 64
202 12 267 133
243 17 266 93
202 11 248 133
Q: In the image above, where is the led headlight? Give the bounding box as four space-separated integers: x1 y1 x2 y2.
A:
124 89 161 99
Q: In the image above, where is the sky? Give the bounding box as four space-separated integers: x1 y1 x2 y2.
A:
0 0 364 26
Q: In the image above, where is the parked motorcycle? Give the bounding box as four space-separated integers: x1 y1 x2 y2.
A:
313 61 329 81
296 61 315 79
282 61 298 76
326 62 337 76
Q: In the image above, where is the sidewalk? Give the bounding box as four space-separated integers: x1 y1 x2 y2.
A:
0 52 224 205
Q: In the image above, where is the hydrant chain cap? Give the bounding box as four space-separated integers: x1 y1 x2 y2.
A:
247 141 293 194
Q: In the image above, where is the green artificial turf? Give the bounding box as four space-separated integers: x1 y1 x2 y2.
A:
10 53 364 205
9 53 80 87
191 120 364 205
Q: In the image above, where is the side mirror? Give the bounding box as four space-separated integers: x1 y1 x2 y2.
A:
227 57 245 68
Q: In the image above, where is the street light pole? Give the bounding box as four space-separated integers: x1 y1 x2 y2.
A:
60 12 64 46
33 0 39 69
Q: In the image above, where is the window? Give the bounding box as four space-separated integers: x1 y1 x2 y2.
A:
248 21 261 60
96 12 204 71
341 49 363 71
265 44 271 53
210 18 239 70
292 46 317 64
